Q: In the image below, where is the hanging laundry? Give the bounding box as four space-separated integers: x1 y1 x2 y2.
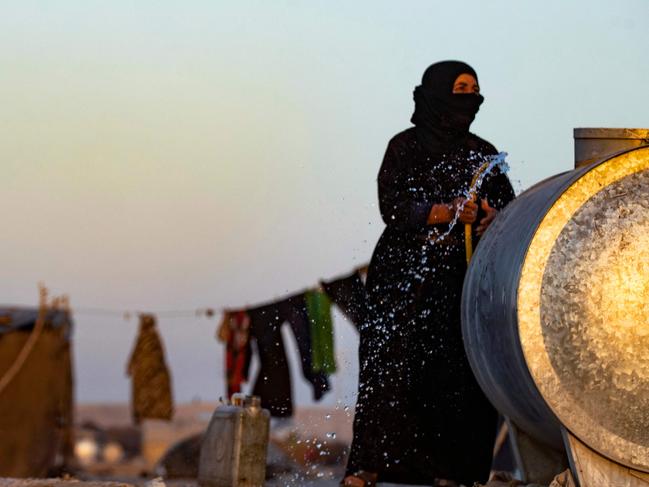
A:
278 295 330 401
126 314 174 424
321 269 367 330
216 311 252 399
248 303 293 418
216 312 230 343
305 290 336 374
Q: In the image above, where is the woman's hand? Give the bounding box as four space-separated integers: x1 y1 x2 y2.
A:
476 198 497 236
452 197 478 224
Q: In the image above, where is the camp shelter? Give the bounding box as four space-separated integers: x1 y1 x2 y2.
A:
0 307 74 477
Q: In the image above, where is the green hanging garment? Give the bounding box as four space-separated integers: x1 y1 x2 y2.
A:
305 289 336 374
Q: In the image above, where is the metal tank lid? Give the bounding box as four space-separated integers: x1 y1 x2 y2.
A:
519 145 649 471
574 127 649 168
574 127 649 139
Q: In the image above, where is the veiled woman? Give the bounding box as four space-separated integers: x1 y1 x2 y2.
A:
344 61 515 486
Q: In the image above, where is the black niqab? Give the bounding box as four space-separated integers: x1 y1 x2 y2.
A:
411 60 484 155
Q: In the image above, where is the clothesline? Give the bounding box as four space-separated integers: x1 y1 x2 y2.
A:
73 308 214 319
224 264 368 314
126 265 366 418
1 265 369 422
2 305 213 320
9 263 368 322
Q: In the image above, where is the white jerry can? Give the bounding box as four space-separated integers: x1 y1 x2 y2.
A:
198 394 271 487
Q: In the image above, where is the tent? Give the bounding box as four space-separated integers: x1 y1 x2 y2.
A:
0 307 74 477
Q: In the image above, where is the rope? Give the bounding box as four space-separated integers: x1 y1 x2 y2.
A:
0 290 49 397
492 419 509 457
72 307 211 319
1 263 369 324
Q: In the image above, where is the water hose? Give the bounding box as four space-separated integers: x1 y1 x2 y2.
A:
465 161 492 263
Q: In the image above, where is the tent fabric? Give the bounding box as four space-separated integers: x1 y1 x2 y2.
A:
0 308 74 477
0 307 70 335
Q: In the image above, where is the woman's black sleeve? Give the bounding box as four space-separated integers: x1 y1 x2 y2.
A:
482 169 516 210
377 141 432 231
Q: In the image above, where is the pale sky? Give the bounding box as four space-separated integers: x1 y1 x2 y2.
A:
1 0 647 406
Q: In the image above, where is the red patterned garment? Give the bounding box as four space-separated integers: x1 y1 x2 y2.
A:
217 310 251 399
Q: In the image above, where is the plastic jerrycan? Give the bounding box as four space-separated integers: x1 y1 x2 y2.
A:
198 394 271 487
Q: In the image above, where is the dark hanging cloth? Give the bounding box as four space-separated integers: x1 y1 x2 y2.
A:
321 269 366 330
346 61 516 486
127 314 174 424
248 303 293 417
278 295 330 401
217 311 252 399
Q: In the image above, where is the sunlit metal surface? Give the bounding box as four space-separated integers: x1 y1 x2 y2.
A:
574 128 649 168
519 148 649 471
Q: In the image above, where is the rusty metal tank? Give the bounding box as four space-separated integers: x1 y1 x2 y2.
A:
461 130 649 473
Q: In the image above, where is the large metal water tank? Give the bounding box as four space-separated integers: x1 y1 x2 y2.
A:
462 136 649 474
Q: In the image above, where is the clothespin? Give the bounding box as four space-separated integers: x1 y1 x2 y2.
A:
216 310 231 343
60 295 70 314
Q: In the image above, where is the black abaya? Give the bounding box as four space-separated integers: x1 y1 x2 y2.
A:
346 127 515 485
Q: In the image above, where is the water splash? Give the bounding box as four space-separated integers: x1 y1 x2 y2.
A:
428 151 510 246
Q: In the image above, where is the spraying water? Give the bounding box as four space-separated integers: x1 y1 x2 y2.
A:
408 151 511 280
428 151 510 246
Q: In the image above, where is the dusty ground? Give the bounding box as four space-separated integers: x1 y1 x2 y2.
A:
73 402 354 486
77 402 354 443
0 479 432 487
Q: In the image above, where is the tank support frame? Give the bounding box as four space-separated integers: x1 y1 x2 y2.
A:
564 430 649 487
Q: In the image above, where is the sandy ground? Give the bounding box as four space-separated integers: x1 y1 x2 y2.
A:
77 402 354 443
72 402 510 486
73 402 355 486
